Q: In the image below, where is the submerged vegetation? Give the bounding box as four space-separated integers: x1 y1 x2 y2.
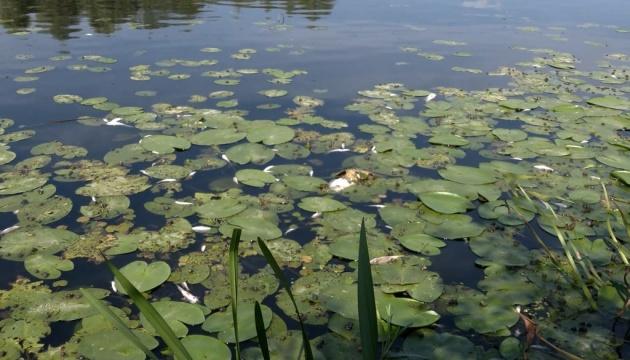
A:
1 0 630 359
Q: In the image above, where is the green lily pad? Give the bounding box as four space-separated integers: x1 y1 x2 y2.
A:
428 134 469 146
196 198 247 219
142 165 191 180
140 135 191 154
424 220 485 240
258 89 288 98
202 302 272 343
24 254 74 279
0 149 16 165
181 335 232 360
0 227 79 261
402 330 475 360
377 295 440 328
78 330 158 360
140 301 205 338
438 165 499 185
398 233 446 256
587 96 630 110
191 128 246 146
221 216 282 241
115 261 171 293
76 175 150 197
0 171 48 195
298 197 346 212
282 175 326 192
247 125 295 145
419 192 472 214
225 143 275 164
17 195 72 224
235 169 277 187
612 170 630 185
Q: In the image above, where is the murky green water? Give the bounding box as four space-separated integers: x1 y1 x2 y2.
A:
1 0 629 359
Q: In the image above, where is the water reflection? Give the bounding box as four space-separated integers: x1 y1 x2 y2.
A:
0 0 335 39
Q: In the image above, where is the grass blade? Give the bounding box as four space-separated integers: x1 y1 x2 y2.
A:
257 237 313 360
358 218 379 360
229 228 242 359
80 288 159 360
104 258 193 360
254 301 271 360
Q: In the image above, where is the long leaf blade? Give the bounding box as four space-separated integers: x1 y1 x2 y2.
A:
104 259 193 360
254 301 271 360
358 218 378 360
80 288 159 360
257 237 313 360
229 228 242 359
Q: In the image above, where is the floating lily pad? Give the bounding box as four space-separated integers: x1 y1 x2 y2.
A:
143 165 191 180
438 165 499 185
181 335 232 360
0 149 16 165
298 197 346 212
196 198 247 219
191 128 246 146
24 254 73 279
247 125 295 145
282 175 326 192
78 330 158 360
235 169 276 187
419 192 472 214
377 295 440 328
398 233 446 256
225 143 275 165
140 135 191 154
0 172 48 195
202 302 272 343
402 330 475 360
221 216 282 241
0 226 79 261
587 96 630 111
115 261 171 293
140 301 205 338
76 175 150 197
612 170 630 186
17 195 72 224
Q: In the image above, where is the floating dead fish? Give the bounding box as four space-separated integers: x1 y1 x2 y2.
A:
192 226 212 233
176 284 199 304
309 170 314 177
175 201 194 205
311 212 322 218
370 255 403 265
111 281 118 293
367 204 386 208
284 226 298 235
512 157 523 161
139 170 149 175
91 196 97 202
425 92 437 102
534 164 554 172
103 117 131 127
221 154 231 163
0 225 19 235
233 176 239 184
329 178 353 192
188 171 197 177
263 165 275 173
328 148 350 153
158 178 177 183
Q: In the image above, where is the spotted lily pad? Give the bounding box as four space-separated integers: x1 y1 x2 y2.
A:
76 175 150 197
196 198 247 219
142 165 191 180
298 197 346 212
191 128 246 146
17 195 72 224
140 135 191 154
398 233 446 256
0 227 79 261
24 254 74 279
587 96 630 111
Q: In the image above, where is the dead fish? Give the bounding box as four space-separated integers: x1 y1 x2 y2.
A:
284 226 298 235
311 212 322 218
221 154 231 163
188 171 197 177
103 117 131 127
328 148 350 153
370 255 403 265
158 178 177 183
233 176 239 184
425 92 437 102
140 170 149 175
263 165 275 173
329 178 353 192
176 284 199 304
534 164 554 172
111 281 118 293
192 226 212 233
0 225 19 235
367 204 386 208
309 169 314 177
175 201 194 205
201 244 207 252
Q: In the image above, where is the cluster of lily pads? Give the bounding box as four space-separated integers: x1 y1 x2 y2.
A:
1 36 630 360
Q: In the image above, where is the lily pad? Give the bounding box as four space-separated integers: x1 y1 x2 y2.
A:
587 96 630 111
202 302 272 343
181 335 232 360
191 128 246 146
438 165 499 185
398 233 446 256
115 261 171 293
298 197 346 212
24 254 74 279
0 227 78 261
140 135 191 154
140 301 205 338
235 169 277 187
419 192 472 214
247 125 295 145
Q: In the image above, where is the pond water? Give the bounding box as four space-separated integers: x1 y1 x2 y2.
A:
1 0 629 359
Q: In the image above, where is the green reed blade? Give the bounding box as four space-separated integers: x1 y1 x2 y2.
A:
257 237 313 360
358 218 379 360
229 228 242 359
254 301 271 360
